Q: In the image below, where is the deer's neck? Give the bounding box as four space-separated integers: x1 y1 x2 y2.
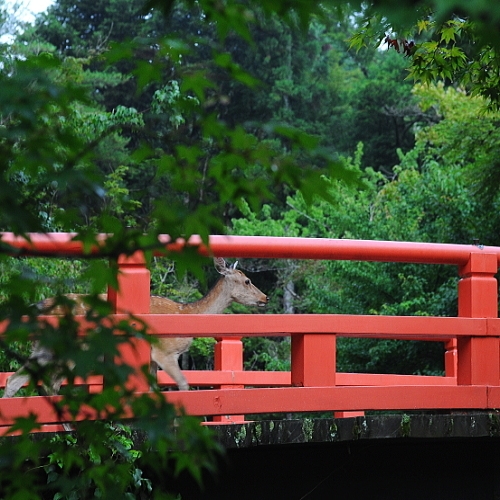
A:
180 278 231 314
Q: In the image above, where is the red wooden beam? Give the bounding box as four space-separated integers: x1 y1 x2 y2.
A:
0 370 456 391
98 314 494 340
164 234 500 266
0 385 489 433
109 253 151 392
0 373 102 388
1 232 92 255
0 370 456 390
3 314 493 340
457 252 499 385
157 370 456 387
161 386 489 415
212 336 246 423
4 233 500 266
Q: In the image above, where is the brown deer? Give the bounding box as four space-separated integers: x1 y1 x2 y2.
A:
2 257 268 398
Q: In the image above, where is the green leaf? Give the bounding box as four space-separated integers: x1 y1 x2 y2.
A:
6 415 41 435
440 26 456 44
82 260 118 293
180 71 216 102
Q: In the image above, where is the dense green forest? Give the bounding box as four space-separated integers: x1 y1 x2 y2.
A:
5 0 471 375
2 0 500 496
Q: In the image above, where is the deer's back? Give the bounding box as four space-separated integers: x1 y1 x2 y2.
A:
149 295 191 314
40 294 194 357
40 294 193 315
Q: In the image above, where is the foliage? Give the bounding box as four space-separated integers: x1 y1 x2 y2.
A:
18 1 361 239
0 416 221 499
414 82 500 207
0 256 89 379
342 50 418 172
348 0 500 114
44 423 155 498
2 0 500 495
244 336 291 371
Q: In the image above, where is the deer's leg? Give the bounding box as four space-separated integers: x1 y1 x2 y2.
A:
3 368 30 398
44 374 65 396
48 375 72 432
149 360 158 379
151 339 192 391
155 351 189 391
3 344 65 398
148 360 159 392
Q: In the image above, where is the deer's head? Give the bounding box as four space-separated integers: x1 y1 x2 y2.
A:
214 258 268 308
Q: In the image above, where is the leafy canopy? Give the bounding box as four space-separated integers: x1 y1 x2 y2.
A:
348 1 500 110
2 0 500 496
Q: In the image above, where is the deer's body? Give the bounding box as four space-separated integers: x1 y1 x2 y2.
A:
2 258 268 397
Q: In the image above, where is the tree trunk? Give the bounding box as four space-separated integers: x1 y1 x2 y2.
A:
283 279 295 315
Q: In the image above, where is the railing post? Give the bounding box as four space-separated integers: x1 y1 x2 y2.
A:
107 252 151 392
291 333 336 387
290 333 363 418
444 339 457 378
457 252 499 385
212 337 245 423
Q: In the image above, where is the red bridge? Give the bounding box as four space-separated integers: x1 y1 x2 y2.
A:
0 233 499 433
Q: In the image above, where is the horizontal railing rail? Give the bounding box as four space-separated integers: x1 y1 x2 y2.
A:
4 232 500 265
0 233 498 432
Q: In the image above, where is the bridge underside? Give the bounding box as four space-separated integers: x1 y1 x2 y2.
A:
173 412 500 499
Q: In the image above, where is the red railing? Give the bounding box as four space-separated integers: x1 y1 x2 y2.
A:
0 233 499 432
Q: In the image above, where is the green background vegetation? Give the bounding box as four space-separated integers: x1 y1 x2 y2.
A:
1 0 500 496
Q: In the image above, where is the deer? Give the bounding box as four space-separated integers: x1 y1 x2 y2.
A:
2 257 268 398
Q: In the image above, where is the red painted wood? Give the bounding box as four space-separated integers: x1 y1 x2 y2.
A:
157 371 457 389
1 234 500 431
0 395 99 428
162 386 489 416
108 252 151 392
158 369 291 386
0 369 455 390
444 339 458 377
291 333 336 387
213 338 245 423
457 253 499 385
165 235 500 266
4 314 498 340
335 373 457 386
108 314 492 339
0 373 103 387
485 386 500 408
4 233 500 266
214 339 243 377
0 385 488 434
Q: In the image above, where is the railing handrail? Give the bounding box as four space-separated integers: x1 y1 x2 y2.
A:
3 232 500 266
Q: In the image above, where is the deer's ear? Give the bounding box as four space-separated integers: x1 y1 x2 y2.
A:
214 257 228 275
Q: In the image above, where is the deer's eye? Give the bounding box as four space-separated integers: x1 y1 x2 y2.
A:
245 279 251 285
